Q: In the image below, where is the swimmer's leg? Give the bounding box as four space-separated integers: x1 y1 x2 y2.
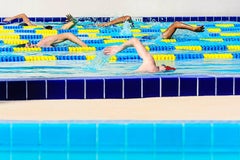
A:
162 21 204 39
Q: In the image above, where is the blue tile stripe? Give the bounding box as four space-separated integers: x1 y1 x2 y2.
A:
0 76 238 100
0 122 240 153
1 16 240 23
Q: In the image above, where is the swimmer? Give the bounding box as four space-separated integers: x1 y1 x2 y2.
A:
103 38 176 73
97 16 204 39
97 15 134 27
17 33 87 47
3 13 78 30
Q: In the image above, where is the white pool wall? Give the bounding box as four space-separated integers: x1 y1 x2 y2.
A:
1 0 239 17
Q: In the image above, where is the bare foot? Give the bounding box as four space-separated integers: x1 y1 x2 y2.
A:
194 26 204 32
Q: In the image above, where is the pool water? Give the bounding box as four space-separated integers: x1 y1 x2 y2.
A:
0 21 240 79
0 19 239 160
1 151 235 160
1 58 240 79
1 121 240 160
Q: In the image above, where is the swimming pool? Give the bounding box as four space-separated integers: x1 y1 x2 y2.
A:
0 16 240 100
1 16 240 160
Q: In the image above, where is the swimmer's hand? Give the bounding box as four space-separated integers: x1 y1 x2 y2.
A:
66 14 73 22
128 19 134 28
194 25 204 32
103 46 123 55
3 17 12 22
131 22 134 28
66 14 77 23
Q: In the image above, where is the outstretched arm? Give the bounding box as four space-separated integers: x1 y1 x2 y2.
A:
65 33 88 47
103 38 155 64
97 15 134 27
3 13 36 26
104 38 159 72
36 33 88 47
162 21 204 39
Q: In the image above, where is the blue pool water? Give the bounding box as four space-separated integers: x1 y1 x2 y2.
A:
0 18 239 99
1 121 240 160
0 21 240 79
0 18 240 160
1 58 240 79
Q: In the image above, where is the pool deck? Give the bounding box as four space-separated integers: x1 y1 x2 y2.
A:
0 96 239 121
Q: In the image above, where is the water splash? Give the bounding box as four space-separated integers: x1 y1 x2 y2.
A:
83 51 110 72
120 21 132 36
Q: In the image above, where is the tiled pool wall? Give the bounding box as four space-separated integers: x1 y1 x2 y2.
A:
0 121 240 160
1 16 240 100
1 16 240 23
0 76 239 100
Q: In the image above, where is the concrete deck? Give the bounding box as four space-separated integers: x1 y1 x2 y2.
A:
0 96 239 121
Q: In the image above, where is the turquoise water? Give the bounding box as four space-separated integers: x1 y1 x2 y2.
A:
0 21 240 79
1 122 240 160
1 151 237 160
0 21 239 160
1 58 240 79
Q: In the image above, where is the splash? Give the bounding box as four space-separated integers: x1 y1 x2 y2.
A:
120 21 132 36
83 51 110 72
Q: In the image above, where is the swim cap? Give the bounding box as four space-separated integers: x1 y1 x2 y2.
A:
15 43 27 47
44 25 53 30
18 23 28 26
165 65 176 71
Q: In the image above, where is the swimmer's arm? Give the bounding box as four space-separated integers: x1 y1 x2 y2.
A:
110 15 133 25
3 13 35 26
121 38 154 63
97 15 133 27
3 14 24 22
103 38 141 54
104 38 153 60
